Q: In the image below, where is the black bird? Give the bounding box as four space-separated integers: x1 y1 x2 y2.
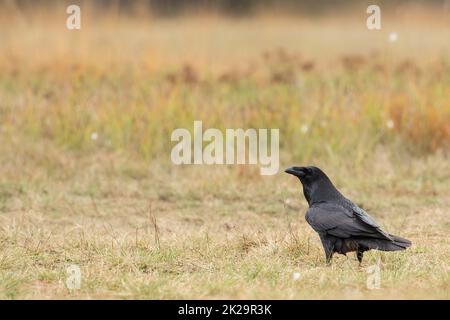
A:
285 166 411 264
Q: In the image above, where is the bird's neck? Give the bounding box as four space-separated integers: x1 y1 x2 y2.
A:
302 178 343 206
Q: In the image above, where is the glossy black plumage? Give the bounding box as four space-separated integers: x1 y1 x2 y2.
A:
285 166 411 264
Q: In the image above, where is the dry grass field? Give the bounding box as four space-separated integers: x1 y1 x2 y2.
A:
0 3 449 299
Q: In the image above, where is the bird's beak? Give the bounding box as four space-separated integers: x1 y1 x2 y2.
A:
284 166 307 177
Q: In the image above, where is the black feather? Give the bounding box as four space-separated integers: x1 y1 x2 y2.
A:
285 166 412 264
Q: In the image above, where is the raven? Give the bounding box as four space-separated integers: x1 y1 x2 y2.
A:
285 166 411 264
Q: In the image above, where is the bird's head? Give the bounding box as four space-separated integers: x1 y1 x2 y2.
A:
284 166 341 205
284 166 326 183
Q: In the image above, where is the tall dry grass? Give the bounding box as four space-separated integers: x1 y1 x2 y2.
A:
0 6 449 164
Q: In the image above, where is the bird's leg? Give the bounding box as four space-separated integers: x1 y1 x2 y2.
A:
319 234 335 265
325 251 334 265
323 245 334 265
356 250 364 265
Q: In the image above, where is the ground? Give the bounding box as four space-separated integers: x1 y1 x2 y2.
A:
1 147 448 299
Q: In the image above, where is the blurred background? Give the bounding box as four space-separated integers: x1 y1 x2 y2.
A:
0 0 449 164
0 0 449 199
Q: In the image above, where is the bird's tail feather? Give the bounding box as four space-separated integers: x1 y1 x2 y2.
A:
389 234 412 248
358 235 411 252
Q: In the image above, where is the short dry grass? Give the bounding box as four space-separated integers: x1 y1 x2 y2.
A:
0 146 449 299
0 4 449 299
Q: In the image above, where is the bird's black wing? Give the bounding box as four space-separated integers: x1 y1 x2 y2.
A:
349 203 392 240
305 202 391 240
